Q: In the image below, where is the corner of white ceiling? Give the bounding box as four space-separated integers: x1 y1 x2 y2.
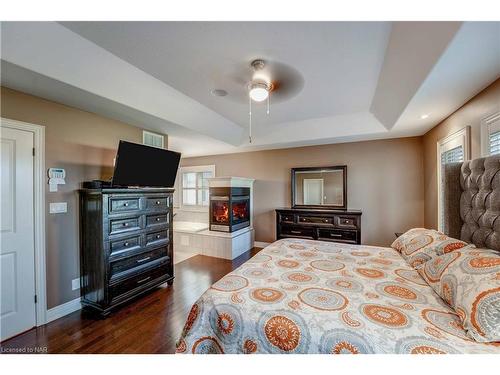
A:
369 21 463 131
1 21 244 146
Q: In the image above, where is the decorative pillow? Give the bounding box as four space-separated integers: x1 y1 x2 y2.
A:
391 228 471 270
418 247 500 342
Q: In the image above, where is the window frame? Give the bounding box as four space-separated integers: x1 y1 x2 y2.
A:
177 165 215 212
480 111 500 156
436 126 470 231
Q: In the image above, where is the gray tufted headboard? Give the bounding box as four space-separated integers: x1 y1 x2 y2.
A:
442 155 500 251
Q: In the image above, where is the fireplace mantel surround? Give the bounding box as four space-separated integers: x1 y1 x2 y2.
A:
208 177 255 233
172 177 255 260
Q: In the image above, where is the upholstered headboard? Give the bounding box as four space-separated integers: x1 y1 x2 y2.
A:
442 155 500 251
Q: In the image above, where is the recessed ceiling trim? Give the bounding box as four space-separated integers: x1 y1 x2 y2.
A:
1 21 244 146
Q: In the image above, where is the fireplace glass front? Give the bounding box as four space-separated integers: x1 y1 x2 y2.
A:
209 187 250 232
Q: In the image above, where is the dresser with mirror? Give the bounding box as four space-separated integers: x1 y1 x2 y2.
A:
276 166 362 244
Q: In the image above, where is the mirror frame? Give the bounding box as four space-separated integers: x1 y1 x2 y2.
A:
291 165 347 210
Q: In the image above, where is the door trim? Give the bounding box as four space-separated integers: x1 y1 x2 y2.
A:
1 117 47 326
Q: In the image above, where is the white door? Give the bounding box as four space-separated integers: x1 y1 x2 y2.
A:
0 126 36 341
303 179 324 205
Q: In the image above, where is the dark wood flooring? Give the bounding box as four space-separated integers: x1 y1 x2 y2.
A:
0 248 261 354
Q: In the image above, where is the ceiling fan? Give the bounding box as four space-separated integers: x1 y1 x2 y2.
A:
247 59 271 143
243 58 303 143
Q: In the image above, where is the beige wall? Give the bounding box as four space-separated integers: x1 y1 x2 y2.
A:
0 87 165 308
182 136 425 247
422 78 500 229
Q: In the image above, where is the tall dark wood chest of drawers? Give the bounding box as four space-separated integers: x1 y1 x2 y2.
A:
79 188 174 317
275 208 362 244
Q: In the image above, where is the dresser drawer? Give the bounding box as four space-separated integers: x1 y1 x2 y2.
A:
146 196 170 211
110 247 169 280
109 263 170 303
109 216 141 235
109 234 142 257
297 215 333 225
279 213 295 223
145 229 169 246
318 228 357 243
109 197 141 214
281 226 315 239
337 216 358 229
146 213 168 228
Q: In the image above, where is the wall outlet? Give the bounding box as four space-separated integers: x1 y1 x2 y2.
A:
49 202 67 214
72 278 80 291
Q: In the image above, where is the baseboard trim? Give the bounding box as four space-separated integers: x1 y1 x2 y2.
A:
46 297 82 323
255 241 272 248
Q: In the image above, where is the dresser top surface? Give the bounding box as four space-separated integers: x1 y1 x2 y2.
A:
276 207 362 215
80 187 174 194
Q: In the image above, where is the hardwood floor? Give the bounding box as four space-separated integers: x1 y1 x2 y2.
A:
0 247 261 354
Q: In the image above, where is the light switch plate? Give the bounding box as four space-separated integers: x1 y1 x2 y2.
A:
49 202 67 214
72 278 80 291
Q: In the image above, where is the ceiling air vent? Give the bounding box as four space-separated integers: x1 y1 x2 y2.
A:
143 130 164 149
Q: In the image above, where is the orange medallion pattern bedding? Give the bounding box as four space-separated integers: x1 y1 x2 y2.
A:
176 239 500 354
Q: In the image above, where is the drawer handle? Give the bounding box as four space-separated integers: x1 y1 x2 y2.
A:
123 222 129 227
136 256 151 263
123 202 129 207
156 217 161 222
323 219 329 223
290 230 301 234
137 276 151 284
124 242 129 247
156 234 161 239
330 233 342 237
156 200 161 205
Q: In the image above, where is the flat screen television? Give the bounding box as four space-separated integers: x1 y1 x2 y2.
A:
112 140 181 187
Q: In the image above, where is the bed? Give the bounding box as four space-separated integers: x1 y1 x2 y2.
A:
175 155 500 354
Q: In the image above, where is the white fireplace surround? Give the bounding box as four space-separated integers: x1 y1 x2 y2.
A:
208 176 255 230
173 177 255 260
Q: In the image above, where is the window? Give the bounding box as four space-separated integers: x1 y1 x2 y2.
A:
490 131 500 155
437 127 470 231
440 145 464 164
481 112 500 156
178 165 215 210
143 130 164 149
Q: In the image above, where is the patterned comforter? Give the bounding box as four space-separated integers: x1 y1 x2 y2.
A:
176 239 500 354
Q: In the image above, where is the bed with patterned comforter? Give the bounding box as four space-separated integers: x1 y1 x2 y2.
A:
175 239 500 354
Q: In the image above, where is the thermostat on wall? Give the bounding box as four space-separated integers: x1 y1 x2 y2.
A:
48 168 66 192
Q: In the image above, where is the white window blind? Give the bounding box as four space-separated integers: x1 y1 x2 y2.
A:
481 112 500 156
489 130 500 155
440 145 464 164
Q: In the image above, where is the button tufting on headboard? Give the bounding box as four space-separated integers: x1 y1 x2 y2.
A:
459 156 500 251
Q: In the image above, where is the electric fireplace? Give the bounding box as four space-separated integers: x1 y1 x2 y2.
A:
210 187 250 232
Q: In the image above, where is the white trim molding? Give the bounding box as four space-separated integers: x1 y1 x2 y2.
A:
46 298 82 323
480 111 500 156
1 117 47 326
436 126 470 232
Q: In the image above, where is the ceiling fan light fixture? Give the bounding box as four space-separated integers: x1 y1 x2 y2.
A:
248 82 270 102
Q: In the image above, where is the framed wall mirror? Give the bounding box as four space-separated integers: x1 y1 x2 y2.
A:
291 166 347 209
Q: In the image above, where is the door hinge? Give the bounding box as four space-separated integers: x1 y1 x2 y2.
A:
32 148 35 156
34 295 37 303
